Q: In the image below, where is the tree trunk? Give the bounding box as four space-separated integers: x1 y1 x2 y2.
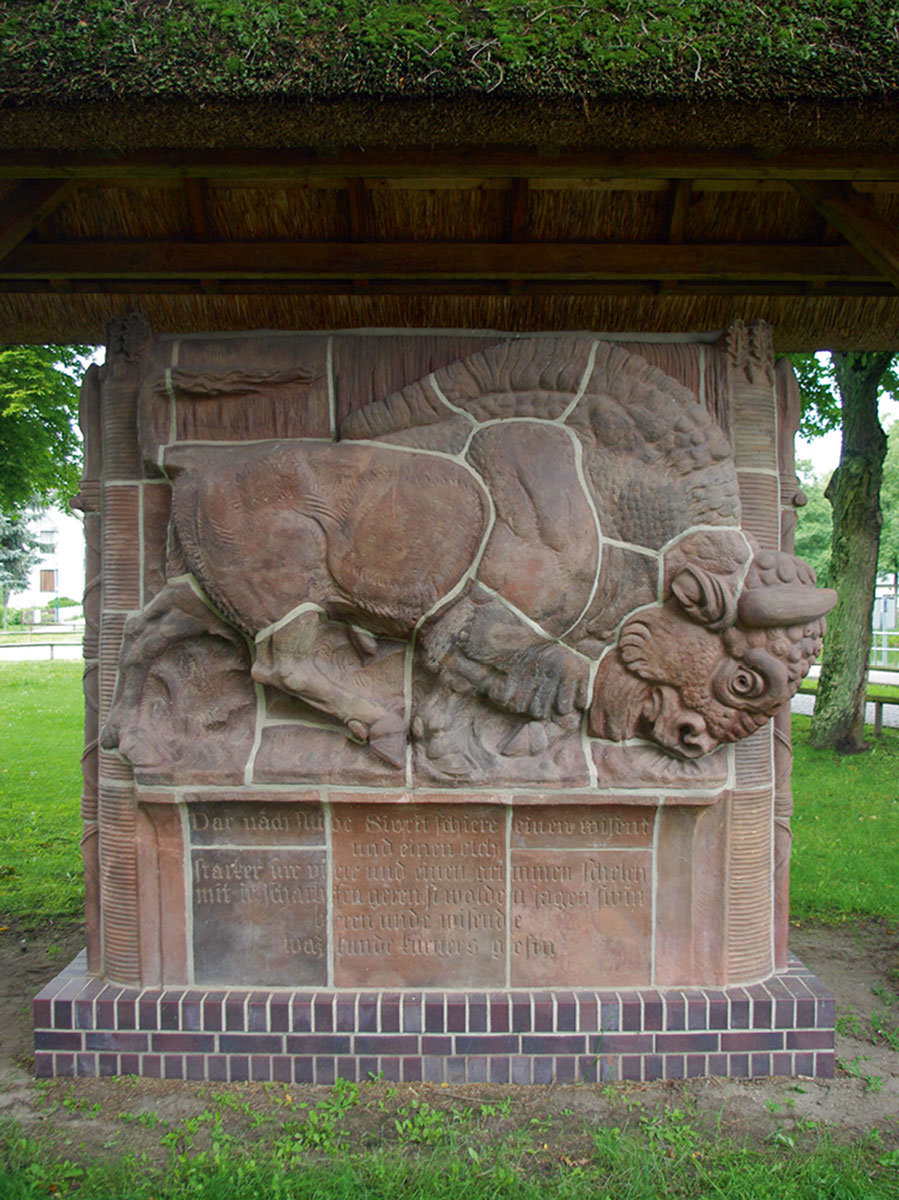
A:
810 352 893 752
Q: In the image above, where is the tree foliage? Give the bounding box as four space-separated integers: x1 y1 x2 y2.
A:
0 512 49 628
793 465 833 584
0 345 90 515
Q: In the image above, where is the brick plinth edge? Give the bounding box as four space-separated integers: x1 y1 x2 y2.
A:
34 954 834 1084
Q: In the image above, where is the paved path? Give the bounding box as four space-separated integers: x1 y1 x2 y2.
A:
793 665 899 728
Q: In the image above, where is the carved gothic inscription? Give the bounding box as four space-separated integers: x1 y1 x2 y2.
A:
510 805 654 985
189 803 327 985
330 805 506 987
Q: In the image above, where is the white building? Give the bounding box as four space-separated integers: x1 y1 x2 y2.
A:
10 507 85 618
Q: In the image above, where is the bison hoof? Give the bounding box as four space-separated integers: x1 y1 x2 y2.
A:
366 712 406 769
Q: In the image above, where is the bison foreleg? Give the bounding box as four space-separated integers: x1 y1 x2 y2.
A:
252 611 406 768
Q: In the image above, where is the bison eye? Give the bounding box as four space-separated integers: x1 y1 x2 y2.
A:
730 667 764 699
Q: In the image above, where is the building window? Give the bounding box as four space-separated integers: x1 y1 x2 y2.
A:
40 569 57 593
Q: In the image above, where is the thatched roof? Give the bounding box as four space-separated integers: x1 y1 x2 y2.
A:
2 2 899 347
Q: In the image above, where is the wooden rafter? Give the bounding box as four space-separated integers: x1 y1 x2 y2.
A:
792 181 899 291
666 180 692 244
0 179 73 261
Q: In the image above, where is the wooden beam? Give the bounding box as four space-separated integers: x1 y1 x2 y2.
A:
2 148 899 183
792 181 899 290
666 180 692 244
0 239 877 283
0 180 73 261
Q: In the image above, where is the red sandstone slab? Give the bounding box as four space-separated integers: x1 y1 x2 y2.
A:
510 849 652 987
187 802 325 847
511 806 655 850
330 805 505 988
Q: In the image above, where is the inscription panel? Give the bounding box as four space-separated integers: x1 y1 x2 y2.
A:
188 803 327 986
510 805 654 986
331 805 506 987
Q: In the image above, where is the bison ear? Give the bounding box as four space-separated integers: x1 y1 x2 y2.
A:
670 565 736 631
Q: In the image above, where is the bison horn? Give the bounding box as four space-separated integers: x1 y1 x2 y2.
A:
737 584 838 628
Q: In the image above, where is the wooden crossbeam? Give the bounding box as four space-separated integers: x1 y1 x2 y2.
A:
792 181 899 290
2 149 899 183
0 179 73 261
0 240 877 282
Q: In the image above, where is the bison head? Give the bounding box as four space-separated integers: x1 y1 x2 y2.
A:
588 550 837 759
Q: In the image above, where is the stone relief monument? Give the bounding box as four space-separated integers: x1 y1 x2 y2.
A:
35 318 838 1084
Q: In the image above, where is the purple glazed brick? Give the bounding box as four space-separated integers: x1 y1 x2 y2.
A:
251 1056 273 1082
164 1055 185 1080
620 996 642 1032
490 997 510 1032
455 1035 518 1055
468 1056 488 1084
599 1033 655 1054
402 996 423 1033
773 1052 793 1076
512 998 532 1033
139 996 160 1031
489 1057 510 1083
447 997 467 1033
35 1031 83 1051
423 1056 445 1083
665 1055 686 1080
577 1056 599 1083
402 1057 423 1082
186 1055 206 1081
286 1035 351 1055
272 1055 292 1083
119 1054 140 1076
154 1032 217 1053
665 997 686 1031
775 999 795 1029
446 1056 467 1084
750 1054 771 1077
380 997 400 1033
708 999 728 1032
421 1036 452 1055
642 993 663 1031
599 1056 618 1083
225 995 248 1031
707 1054 728 1077
644 1055 664 1082
291 997 313 1033
752 997 773 1029
74 997 96 1031
729 1053 750 1078
720 1031 784 1053
796 999 816 1028
521 1034 586 1055
729 996 751 1030
358 1057 379 1080
34 1053 53 1079
315 1057 336 1085
293 1057 314 1084
270 999 290 1033
533 995 553 1032
203 994 226 1032
816 1052 835 1079
469 995 488 1032
358 998 378 1033
686 1054 707 1078
556 1056 577 1084
380 1058 401 1082
76 1052 97 1077
686 994 708 1031
161 991 184 1030
207 1055 229 1082
787 1030 834 1051
817 997 836 1027
599 998 620 1032
220 1033 282 1055
229 1056 250 1082
577 993 598 1032
425 997 445 1033
556 993 576 1032
533 1057 554 1084
33 997 53 1028
794 1052 815 1077
621 1056 642 1081
337 1057 358 1081
512 1055 532 1084
85 1031 147 1052
355 1035 419 1056
249 993 270 1033
336 997 356 1032
314 996 335 1032
54 1053 76 1077
182 996 203 1032
655 1032 719 1053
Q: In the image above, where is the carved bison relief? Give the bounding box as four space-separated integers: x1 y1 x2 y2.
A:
101 338 835 785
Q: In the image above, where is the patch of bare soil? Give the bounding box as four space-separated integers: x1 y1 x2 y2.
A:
1 919 897 1165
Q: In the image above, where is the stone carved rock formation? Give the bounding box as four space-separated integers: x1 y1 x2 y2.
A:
101 338 836 786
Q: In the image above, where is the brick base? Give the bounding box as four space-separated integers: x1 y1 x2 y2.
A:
34 953 835 1083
